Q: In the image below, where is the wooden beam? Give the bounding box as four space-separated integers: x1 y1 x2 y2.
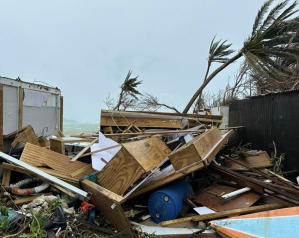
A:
104 127 243 138
1 162 79 187
211 164 299 205
70 138 98 162
70 164 93 178
81 180 134 233
1 169 11 187
58 130 65 138
60 96 63 132
50 183 76 198
127 130 234 200
101 109 223 120
18 88 23 129
0 86 3 151
101 116 182 129
3 126 28 140
161 203 289 226
14 193 53 206
79 144 122 158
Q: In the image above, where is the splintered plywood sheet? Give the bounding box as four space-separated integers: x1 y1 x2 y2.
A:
193 127 222 163
20 143 70 176
169 128 222 170
11 125 40 148
122 137 171 171
69 161 97 179
97 147 144 195
194 184 262 212
226 151 272 170
81 180 131 232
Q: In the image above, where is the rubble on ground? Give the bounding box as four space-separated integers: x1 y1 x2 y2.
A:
0 110 297 238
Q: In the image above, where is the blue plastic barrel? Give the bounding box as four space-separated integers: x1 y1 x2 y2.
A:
148 179 192 223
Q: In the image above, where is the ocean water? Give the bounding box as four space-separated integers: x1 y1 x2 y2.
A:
63 123 100 136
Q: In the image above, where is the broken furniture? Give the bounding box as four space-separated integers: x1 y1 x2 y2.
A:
127 129 234 200
96 137 171 195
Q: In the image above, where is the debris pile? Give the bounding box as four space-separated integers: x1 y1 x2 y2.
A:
0 110 297 238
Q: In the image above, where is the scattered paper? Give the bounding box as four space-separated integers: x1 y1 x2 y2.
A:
194 206 216 215
91 132 122 171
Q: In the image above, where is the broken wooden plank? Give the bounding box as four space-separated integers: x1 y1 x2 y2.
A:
70 164 93 178
79 144 122 158
226 151 272 170
38 137 50 147
81 179 132 233
11 125 40 148
221 154 298 189
1 169 11 187
211 164 299 205
103 127 243 138
57 130 65 138
161 203 289 226
70 138 98 162
20 143 70 176
14 193 53 205
4 126 29 140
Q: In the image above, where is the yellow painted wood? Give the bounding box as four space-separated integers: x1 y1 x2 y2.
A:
70 138 98 162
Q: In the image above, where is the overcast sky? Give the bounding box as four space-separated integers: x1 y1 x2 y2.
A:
0 0 283 123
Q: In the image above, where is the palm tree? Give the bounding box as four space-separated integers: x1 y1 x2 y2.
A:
114 70 142 110
183 0 299 113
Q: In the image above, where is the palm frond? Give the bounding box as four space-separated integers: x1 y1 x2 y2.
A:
257 0 289 34
252 0 274 35
208 38 234 63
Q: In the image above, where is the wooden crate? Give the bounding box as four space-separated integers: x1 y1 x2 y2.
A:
97 137 171 195
169 128 222 171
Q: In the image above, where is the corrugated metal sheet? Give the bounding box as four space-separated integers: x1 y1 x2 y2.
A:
229 90 299 181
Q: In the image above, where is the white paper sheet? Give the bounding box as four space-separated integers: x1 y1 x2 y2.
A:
91 132 122 171
193 206 216 215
